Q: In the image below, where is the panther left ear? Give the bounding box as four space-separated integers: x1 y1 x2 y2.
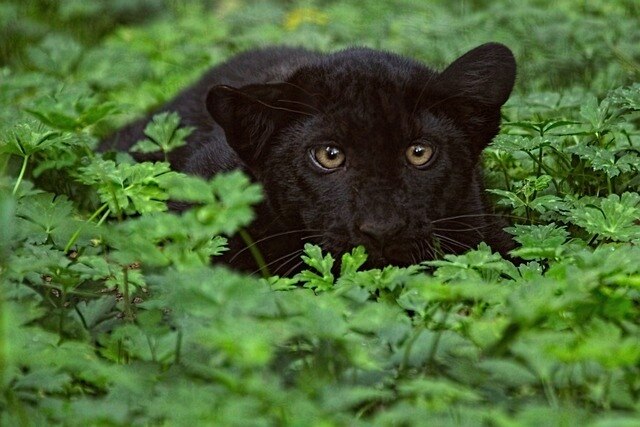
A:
206 83 314 170
438 42 516 107
433 43 516 151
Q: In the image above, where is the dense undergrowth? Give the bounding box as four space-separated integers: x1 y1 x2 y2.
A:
1 0 640 425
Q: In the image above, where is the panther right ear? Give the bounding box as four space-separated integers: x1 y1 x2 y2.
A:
429 43 517 153
206 83 314 168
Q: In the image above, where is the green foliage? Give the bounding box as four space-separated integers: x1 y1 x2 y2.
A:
131 112 193 160
1 0 639 425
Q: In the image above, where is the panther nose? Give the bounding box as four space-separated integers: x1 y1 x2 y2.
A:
358 220 405 244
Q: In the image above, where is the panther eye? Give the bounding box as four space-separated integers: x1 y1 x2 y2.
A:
406 143 434 168
310 145 345 170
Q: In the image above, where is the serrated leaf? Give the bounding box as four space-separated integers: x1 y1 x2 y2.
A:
425 243 513 282
131 112 193 155
297 244 335 291
25 87 118 131
568 145 639 178
15 193 85 247
0 120 63 157
506 223 569 260
339 245 367 277
26 34 83 77
13 368 72 394
569 193 640 242
0 191 16 258
76 159 176 215
397 377 480 404
487 188 525 209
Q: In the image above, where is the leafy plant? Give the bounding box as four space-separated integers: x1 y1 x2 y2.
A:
1 0 639 425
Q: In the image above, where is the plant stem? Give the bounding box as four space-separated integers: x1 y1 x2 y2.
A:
145 335 157 363
108 184 123 222
57 289 66 344
401 324 424 372
537 145 543 178
96 208 111 226
426 308 450 367
501 163 511 191
0 285 5 388
122 267 134 322
11 155 29 196
175 330 183 365
0 154 10 176
64 203 109 253
541 375 559 408
484 322 521 357
239 229 270 278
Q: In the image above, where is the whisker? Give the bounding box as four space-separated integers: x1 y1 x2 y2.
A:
301 234 324 241
425 239 438 260
250 248 304 277
433 233 474 252
422 92 468 112
432 212 527 223
433 238 453 255
280 81 330 106
414 240 423 262
411 73 438 115
230 228 322 262
277 99 322 114
409 242 418 265
282 261 305 278
420 239 433 261
217 85 315 116
269 249 306 277
432 223 491 237
433 224 494 231
253 97 314 116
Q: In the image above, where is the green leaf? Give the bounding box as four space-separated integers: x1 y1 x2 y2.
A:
25 87 118 130
569 193 640 242
425 243 514 282
158 173 215 203
0 190 16 259
397 377 481 404
77 159 176 215
549 319 640 368
13 367 72 394
579 96 619 133
131 112 193 155
0 119 62 157
487 188 525 210
15 192 87 248
73 296 117 330
568 145 639 178
26 34 83 77
297 244 335 291
506 223 570 260
609 83 640 111
339 245 367 277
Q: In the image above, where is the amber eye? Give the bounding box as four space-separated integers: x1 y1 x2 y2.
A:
310 145 346 170
406 143 434 168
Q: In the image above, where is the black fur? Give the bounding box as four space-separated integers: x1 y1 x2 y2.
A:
101 43 517 274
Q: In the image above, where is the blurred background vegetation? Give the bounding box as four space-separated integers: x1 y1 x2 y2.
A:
2 0 639 121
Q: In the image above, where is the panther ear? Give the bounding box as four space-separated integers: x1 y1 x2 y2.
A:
433 43 516 152
206 83 314 169
438 42 516 107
